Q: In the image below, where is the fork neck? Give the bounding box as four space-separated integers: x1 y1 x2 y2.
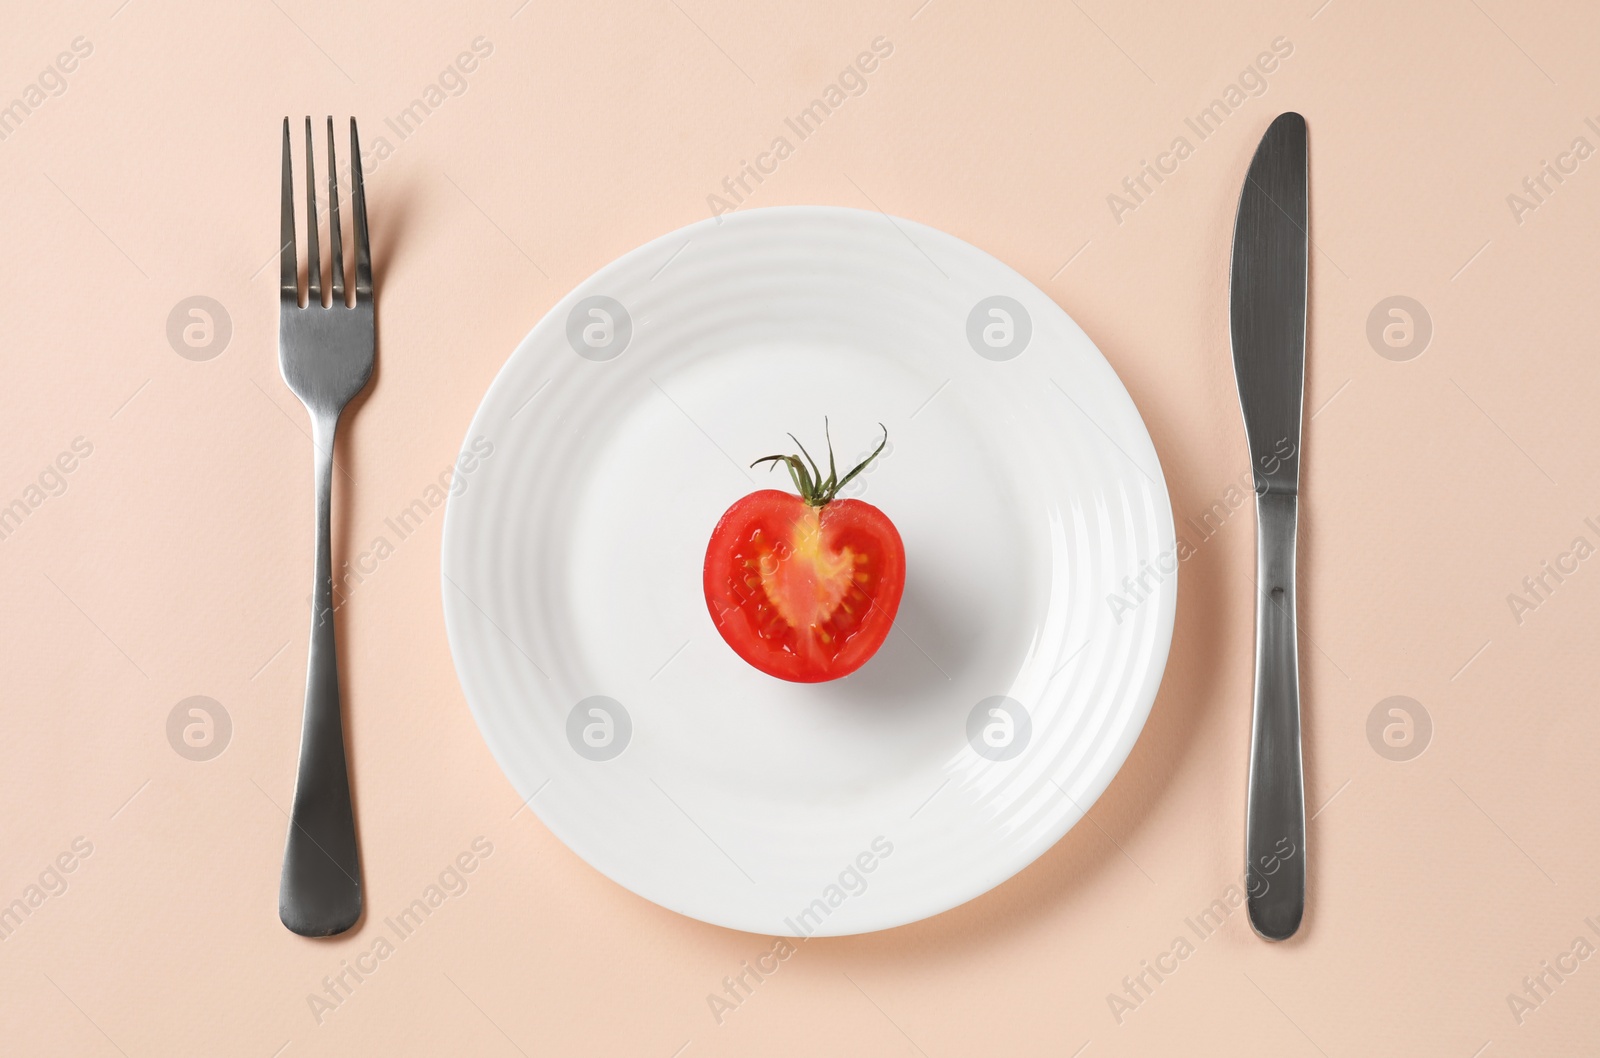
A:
310 414 339 629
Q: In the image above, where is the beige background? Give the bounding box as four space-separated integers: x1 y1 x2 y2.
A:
2 0 1598 1054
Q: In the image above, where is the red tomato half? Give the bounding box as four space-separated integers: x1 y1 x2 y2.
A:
703 490 905 683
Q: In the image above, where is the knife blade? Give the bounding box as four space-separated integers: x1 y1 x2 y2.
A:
1229 111 1307 941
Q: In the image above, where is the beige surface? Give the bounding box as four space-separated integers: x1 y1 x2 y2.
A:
2 0 1598 1054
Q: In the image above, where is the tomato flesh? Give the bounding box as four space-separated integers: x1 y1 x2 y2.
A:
704 490 905 682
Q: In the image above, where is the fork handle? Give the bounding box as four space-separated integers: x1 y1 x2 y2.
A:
279 413 362 936
1245 490 1304 941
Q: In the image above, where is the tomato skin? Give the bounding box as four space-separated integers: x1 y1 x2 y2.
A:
703 490 905 683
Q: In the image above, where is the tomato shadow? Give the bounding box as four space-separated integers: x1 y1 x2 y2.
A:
817 573 979 712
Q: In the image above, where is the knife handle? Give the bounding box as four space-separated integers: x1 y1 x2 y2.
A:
1245 489 1305 940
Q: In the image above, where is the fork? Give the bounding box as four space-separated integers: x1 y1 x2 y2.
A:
277 116 373 937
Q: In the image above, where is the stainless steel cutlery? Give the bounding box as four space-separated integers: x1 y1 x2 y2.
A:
1229 111 1308 941
276 116 373 937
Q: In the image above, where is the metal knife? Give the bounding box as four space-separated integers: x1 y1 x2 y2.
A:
1229 112 1308 941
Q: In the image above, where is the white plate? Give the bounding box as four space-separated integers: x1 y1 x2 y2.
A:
442 206 1175 936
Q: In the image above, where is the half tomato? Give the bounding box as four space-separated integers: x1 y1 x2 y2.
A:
703 426 905 683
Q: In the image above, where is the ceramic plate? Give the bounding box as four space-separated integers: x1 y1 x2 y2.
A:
442 206 1175 936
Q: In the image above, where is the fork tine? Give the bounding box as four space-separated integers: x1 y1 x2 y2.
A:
280 118 298 303
325 117 345 304
349 118 372 301
303 117 321 306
